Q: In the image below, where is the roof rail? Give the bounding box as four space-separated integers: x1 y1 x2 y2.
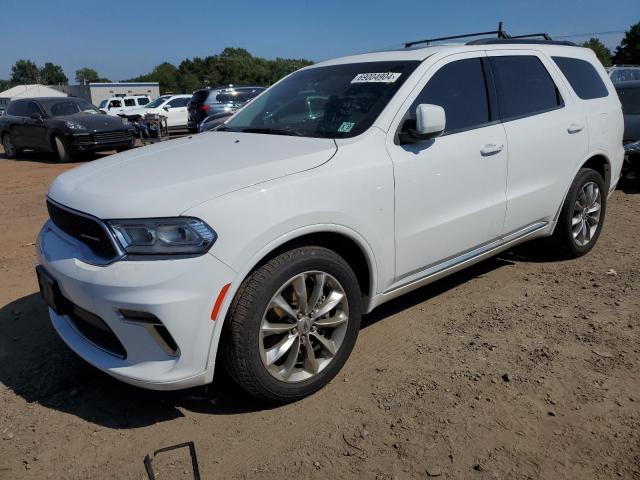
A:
404 22 576 49
404 22 510 48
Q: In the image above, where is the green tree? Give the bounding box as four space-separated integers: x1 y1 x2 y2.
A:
10 59 40 84
613 22 640 64
0 79 12 92
126 48 313 93
75 67 110 84
39 62 68 85
581 37 612 66
127 62 180 92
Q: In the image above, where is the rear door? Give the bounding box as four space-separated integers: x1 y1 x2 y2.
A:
486 50 588 234
387 52 509 281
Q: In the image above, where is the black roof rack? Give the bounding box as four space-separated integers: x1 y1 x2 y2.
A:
404 22 577 48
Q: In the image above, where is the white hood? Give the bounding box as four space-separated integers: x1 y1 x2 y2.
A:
48 132 337 218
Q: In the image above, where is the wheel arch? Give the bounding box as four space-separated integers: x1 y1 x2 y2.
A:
552 151 612 227
204 226 379 380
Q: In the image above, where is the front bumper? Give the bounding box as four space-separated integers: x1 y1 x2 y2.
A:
37 221 236 390
69 130 135 152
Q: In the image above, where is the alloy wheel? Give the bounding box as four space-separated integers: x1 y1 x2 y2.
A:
572 181 601 247
259 271 349 383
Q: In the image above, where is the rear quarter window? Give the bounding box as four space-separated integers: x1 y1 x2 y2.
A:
137 97 149 105
552 57 608 100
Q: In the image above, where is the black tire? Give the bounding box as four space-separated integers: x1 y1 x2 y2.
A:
116 146 133 153
548 168 607 258
2 132 18 159
221 246 362 403
52 135 73 163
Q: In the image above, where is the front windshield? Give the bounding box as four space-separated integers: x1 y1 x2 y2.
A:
145 96 171 108
46 100 103 117
224 61 419 138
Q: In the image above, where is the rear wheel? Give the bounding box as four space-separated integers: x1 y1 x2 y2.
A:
2 133 18 159
53 135 73 163
221 246 362 403
548 168 606 257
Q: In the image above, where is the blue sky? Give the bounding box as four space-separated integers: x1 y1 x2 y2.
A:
1 0 636 82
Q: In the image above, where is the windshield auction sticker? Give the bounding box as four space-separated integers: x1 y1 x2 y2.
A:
351 72 402 83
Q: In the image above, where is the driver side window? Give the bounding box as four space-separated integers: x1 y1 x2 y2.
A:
403 57 492 135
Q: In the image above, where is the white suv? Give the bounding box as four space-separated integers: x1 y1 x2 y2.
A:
98 95 151 116
37 40 624 402
122 94 192 129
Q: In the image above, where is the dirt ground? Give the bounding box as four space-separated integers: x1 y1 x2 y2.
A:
0 146 639 480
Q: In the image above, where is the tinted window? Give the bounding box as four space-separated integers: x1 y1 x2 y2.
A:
490 56 563 120
406 58 490 134
12 101 42 117
617 87 640 115
167 97 188 107
124 98 136 106
108 99 122 108
7 101 27 116
190 90 209 104
552 57 608 100
137 97 149 105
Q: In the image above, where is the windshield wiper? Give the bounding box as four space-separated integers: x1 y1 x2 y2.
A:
239 127 305 137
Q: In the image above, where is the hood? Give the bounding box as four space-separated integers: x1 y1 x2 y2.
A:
52 114 127 131
48 132 337 218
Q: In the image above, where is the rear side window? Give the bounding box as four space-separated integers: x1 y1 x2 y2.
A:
124 98 136 107
489 56 563 121
7 101 26 116
406 58 491 134
137 97 149 105
552 57 608 100
610 69 640 82
190 90 209 104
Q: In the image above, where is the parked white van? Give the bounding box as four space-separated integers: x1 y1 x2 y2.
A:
37 37 624 402
98 95 151 116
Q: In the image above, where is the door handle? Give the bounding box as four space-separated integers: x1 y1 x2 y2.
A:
567 123 584 134
480 143 504 156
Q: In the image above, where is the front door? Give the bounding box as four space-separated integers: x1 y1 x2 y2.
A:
386 53 508 282
164 97 189 128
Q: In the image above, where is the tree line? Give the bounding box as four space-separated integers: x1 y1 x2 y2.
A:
1 22 638 94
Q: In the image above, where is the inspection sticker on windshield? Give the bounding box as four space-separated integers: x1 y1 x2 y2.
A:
351 72 402 84
338 122 355 133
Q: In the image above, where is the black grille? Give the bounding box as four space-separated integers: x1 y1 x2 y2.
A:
92 131 132 143
72 131 132 145
68 304 127 358
46 200 117 259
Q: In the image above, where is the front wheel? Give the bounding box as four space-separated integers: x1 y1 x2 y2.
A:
549 168 606 257
221 246 362 402
53 135 73 163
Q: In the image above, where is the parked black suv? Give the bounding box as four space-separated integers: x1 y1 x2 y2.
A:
187 85 265 132
0 97 135 162
616 80 640 179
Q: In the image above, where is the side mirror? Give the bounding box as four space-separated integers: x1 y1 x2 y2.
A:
400 104 446 144
162 105 171 111
30 113 43 121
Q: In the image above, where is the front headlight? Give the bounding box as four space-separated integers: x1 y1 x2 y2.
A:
108 217 217 255
65 120 86 130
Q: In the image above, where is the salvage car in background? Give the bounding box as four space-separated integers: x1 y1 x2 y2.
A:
1 97 135 162
608 65 640 83
99 95 151 116
123 94 192 130
616 80 640 179
187 86 265 132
